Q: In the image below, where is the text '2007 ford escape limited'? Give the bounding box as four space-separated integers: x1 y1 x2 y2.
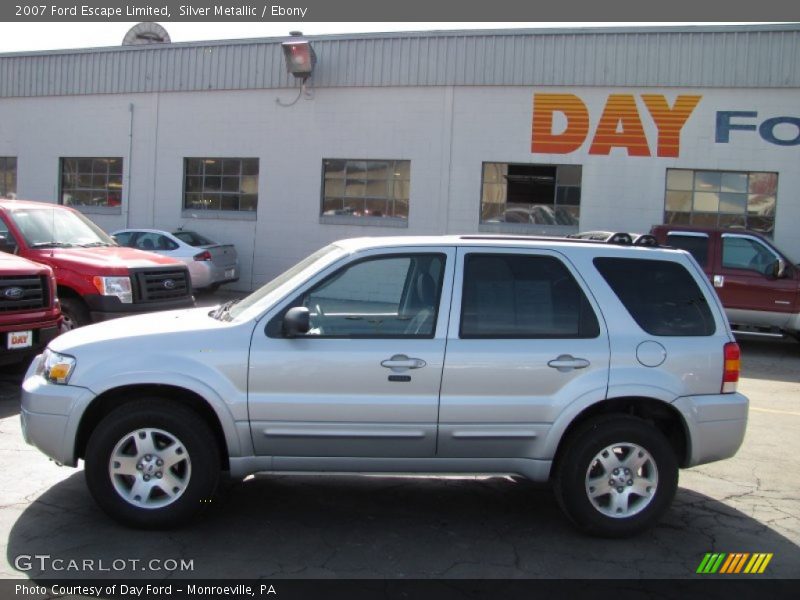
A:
21 235 748 537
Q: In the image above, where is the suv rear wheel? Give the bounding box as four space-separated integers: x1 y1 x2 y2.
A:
554 415 678 537
84 399 220 528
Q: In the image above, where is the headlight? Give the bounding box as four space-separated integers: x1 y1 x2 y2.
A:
36 349 77 385
92 276 132 304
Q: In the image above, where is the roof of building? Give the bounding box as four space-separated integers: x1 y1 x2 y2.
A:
1 24 798 98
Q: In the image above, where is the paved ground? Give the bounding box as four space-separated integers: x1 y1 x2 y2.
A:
1 316 798 579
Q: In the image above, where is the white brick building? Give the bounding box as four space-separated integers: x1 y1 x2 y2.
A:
1 25 798 290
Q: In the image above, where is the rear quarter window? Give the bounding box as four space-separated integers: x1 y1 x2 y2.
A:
666 234 709 267
594 257 716 336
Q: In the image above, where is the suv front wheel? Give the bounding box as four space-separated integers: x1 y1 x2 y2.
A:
84 399 220 528
554 415 678 537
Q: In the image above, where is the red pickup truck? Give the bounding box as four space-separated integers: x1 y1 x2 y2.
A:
0 199 194 329
651 225 799 341
0 252 61 365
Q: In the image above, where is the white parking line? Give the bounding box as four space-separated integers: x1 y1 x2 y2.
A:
750 407 800 417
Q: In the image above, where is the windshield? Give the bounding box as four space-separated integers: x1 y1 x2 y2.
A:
173 231 214 246
227 244 345 321
8 207 116 248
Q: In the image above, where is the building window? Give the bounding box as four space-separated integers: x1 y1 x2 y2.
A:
481 163 581 227
664 169 777 235
321 159 409 220
60 158 123 208
184 158 259 212
0 157 17 198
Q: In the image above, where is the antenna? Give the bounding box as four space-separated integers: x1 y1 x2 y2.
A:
122 23 171 46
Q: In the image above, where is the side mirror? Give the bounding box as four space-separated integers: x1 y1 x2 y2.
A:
283 306 310 337
770 258 787 279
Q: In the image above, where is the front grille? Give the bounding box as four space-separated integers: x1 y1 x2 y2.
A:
0 275 48 312
133 268 191 303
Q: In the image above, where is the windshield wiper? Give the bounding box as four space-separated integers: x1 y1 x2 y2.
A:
30 241 76 248
210 299 241 322
80 242 114 247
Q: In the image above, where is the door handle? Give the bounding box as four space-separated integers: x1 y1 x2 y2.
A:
713 275 724 288
381 354 427 371
547 355 590 372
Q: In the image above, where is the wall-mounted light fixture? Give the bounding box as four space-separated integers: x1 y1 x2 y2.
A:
281 31 316 80
277 31 317 107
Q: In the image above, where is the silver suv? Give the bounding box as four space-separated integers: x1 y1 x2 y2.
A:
21 235 748 537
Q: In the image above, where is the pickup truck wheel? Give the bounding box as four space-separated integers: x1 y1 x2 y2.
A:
60 297 90 330
553 415 678 538
85 399 220 528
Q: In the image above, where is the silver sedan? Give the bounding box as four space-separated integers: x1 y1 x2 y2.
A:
111 228 239 291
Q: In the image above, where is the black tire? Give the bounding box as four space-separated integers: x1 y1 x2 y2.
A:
553 414 678 538
60 296 90 330
84 399 220 529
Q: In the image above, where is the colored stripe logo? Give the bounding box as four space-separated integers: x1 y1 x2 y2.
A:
696 553 773 574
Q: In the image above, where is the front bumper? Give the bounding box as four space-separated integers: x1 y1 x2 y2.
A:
672 392 749 467
0 322 60 365
20 357 96 467
85 293 195 323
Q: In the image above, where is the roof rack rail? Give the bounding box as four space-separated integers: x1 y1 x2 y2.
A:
459 232 662 247
567 231 659 246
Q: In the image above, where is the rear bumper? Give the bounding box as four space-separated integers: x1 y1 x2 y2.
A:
188 261 240 289
85 293 195 322
672 392 749 467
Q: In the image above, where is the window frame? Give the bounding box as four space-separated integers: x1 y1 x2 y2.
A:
58 157 123 214
663 168 778 236
182 157 259 214
319 158 410 227
0 156 17 198
458 252 601 340
478 162 582 233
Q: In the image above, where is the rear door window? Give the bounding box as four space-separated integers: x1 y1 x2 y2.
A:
134 232 178 252
594 257 716 336
460 253 600 338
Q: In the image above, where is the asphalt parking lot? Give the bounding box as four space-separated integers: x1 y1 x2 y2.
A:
1 313 798 580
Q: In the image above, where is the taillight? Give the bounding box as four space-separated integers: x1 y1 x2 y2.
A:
194 250 212 261
722 342 740 393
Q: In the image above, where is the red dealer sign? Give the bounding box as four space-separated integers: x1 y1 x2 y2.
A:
531 93 702 157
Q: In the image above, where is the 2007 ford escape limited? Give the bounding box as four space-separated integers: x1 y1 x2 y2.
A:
21 235 748 537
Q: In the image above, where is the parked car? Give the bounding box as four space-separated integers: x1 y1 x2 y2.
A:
485 205 579 226
21 234 747 537
111 228 239 292
651 225 800 341
0 199 195 329
0 250 61 366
